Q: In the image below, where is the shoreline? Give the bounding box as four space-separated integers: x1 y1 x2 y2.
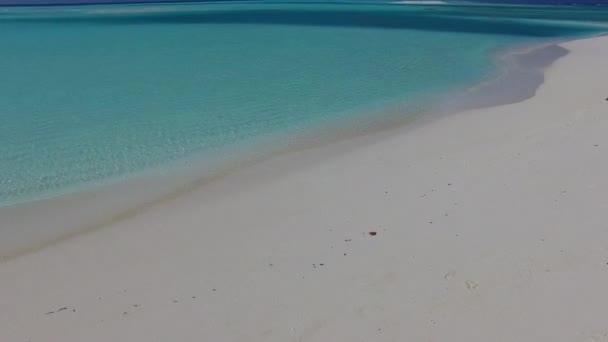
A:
0 34 579 260
1 33 607 342
0 37 580 262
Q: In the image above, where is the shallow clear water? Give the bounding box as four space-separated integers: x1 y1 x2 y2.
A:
1 2 607 206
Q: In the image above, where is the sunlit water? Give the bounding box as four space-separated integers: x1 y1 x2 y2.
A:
1 2 607 206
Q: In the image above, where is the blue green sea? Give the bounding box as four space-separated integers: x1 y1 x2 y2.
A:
1 2 608 206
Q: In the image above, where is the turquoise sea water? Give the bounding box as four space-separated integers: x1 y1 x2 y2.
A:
1 2 607 206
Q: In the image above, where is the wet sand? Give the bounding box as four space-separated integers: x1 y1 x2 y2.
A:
1 35 607 341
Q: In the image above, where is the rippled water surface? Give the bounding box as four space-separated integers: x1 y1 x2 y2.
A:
1 2 607 205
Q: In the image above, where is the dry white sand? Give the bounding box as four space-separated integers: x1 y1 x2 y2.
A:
1 35 608 342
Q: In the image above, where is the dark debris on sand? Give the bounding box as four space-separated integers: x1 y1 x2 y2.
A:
45 307 69 315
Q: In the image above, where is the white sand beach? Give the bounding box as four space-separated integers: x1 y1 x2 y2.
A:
1 35 607 341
